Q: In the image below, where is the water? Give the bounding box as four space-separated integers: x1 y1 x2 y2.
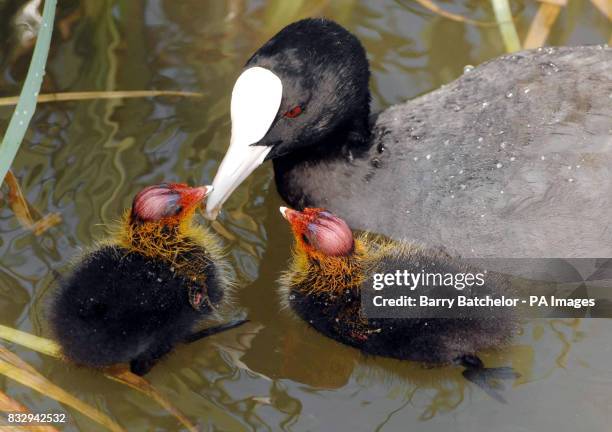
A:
1 0 611 431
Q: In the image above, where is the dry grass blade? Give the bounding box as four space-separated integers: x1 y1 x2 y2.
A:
0 389 28 413
0 324 61 358
0 389 60 432
0 346 126 432
0 326 197 431
0 90 204 107
0 421 58 432
589 0 611 21
3 171 62 235
105 366 199 432
524 1 564 49
4 171 34 226
538 0 567 5
0 422 51 432
413 0 500 27
30 214 62 235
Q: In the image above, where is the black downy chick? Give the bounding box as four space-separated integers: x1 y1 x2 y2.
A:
279 207 520 401
51 183 245 375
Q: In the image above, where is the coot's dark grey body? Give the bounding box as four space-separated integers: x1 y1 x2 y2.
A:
275 46 612 258
206 18 611 258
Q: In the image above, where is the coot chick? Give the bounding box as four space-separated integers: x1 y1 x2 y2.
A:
278 206 519 400
51 183 244 376
206 18 612 258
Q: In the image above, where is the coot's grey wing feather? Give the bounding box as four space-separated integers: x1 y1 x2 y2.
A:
302 46 612 258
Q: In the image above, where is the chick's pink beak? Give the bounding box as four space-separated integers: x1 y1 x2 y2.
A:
279 206 301 225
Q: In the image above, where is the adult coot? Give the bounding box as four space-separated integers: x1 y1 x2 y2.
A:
205 18 612 258
51 183 245 375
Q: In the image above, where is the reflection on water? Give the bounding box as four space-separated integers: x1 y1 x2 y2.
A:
1 0 610 430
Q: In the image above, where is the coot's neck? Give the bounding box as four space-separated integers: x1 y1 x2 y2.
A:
273 110 373 208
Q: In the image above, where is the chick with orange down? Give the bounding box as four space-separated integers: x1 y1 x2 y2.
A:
51 183 244 376
279 206 519 399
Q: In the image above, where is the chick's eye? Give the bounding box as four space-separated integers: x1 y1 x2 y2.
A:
284 105 303 118
301 233 310 245
163 203 182 218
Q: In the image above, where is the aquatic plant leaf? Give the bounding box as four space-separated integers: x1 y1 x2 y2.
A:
0 0 56 184
3 171 62 235
0 90 204 107
524 2 564 49
0 347 125 432
0 326 198 431
0 389 60 432
490 0 522 52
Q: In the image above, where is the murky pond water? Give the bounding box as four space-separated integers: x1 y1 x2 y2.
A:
1 0 611 430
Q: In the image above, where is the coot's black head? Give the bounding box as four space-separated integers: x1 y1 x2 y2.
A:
206 18 370 218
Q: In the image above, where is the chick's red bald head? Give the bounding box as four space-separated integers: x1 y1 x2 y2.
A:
131 183 211 223
280 207 354 257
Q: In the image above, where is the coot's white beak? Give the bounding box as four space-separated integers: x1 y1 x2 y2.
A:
205 67 282 219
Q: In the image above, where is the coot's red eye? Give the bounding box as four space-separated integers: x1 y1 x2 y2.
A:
284 105 303 118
